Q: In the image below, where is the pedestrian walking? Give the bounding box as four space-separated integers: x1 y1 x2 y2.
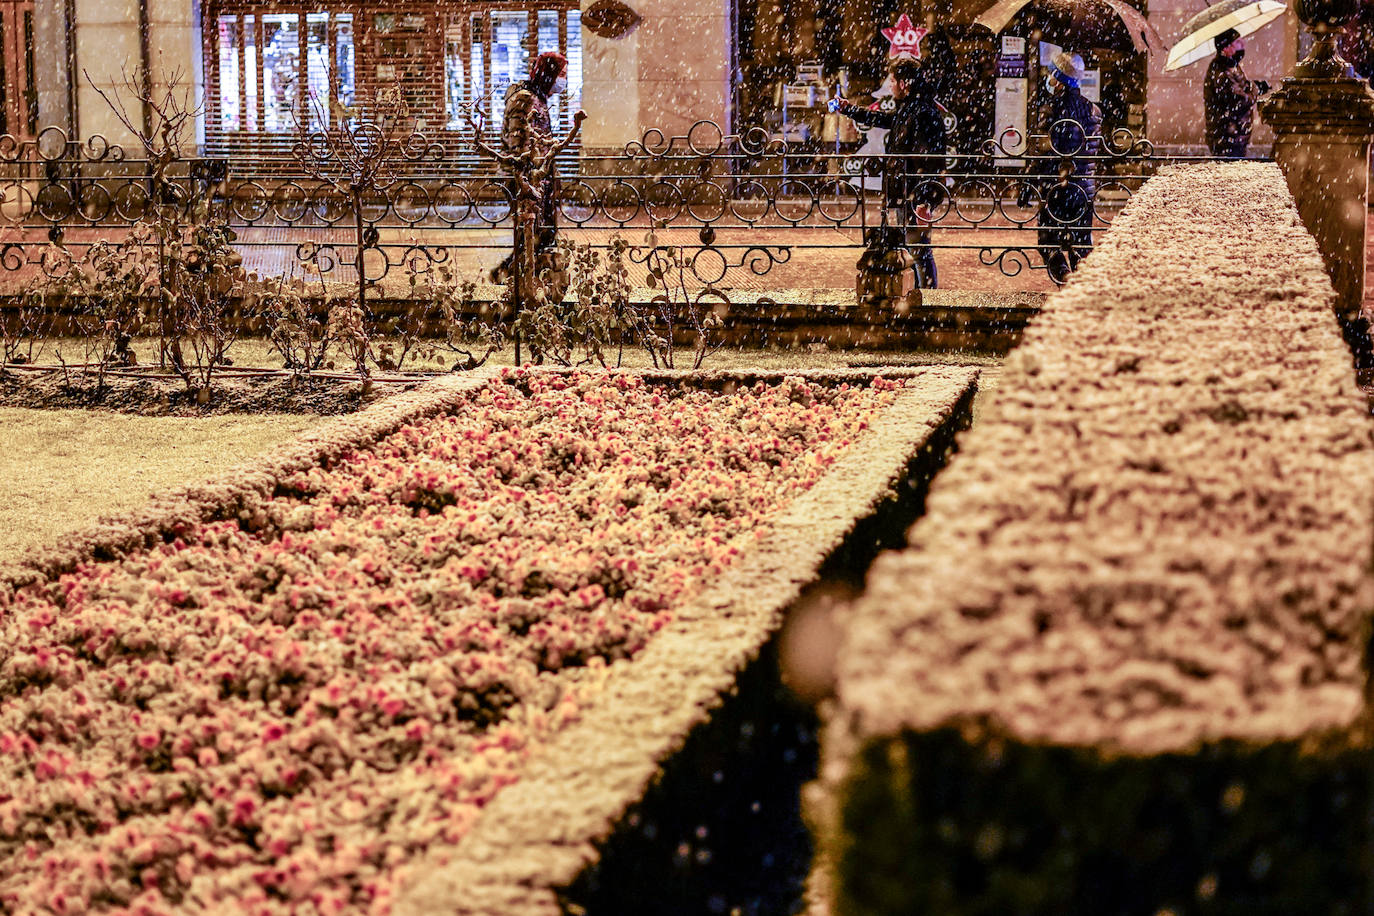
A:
1204 29 1269 158
1029 51 1101 284
831 55 948 289
491 51 570 283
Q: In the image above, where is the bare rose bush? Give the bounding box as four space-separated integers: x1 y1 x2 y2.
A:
0 371 903 914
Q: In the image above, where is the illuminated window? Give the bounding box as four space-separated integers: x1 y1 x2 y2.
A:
209 8 354 137
207 2 578 143
444 4 582 136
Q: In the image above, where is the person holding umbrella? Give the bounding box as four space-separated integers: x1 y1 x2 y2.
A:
1204 29 1270 157
1161 0 1285 154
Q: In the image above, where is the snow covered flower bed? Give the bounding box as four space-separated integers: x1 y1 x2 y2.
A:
0 370 905 914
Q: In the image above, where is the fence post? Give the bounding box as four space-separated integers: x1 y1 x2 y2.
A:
1258 0 1374 330
855 159 922 312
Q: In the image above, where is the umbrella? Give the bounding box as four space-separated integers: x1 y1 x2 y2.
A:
974 0 1166 55
1163 0 1287 70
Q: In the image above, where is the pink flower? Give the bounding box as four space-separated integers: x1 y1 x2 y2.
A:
0 372 895 907
231 795 257 826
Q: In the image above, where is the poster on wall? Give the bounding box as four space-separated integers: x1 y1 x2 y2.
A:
993 77 1028 165
997 35 1027 77
994 36 1028 165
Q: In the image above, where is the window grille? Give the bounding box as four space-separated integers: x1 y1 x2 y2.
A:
205 1 580 156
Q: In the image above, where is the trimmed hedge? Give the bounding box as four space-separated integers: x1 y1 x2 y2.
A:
821 161 1374 914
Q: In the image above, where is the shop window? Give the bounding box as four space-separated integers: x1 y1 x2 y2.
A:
215 15 240 130
445 4 582 136
305 12 330 129
209 7 354 136
244 14 258 131
335 15 354 109
490 10 530 126
208 2 576 142
261 14 299 131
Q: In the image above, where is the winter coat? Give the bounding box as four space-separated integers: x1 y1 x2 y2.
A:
1026 86 1101 230
841 91 947 208
501 80 554 161
1204 56 1258 152
1040 87 1101 179
501 80 559 241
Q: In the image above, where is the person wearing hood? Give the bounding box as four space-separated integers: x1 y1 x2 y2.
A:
1029 51 1101 284
1204 29 1269 158
831 54 948 289
493 51 569 279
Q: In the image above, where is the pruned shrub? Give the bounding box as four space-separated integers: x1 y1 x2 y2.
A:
249 266 343 373
171 220 247 399
392 256 505 372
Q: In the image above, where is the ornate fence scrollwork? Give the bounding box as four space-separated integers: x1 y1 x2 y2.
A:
0 120 1225 289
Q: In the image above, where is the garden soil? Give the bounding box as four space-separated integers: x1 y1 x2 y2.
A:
0 370 416 416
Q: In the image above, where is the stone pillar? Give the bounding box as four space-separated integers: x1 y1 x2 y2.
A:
69 0 200 149
147 0 204 148
72 0 145 149
580 1 641 152
1259 9 1374 321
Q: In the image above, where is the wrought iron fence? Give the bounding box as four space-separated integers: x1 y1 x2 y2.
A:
0 120 1223 290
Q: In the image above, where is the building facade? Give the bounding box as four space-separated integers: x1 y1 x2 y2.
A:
30 0 733 156
17 0 1353 160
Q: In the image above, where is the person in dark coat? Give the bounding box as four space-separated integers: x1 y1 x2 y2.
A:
831 55 948 288
1030 51 1102 284
491 51 569 283
1204 30 1269 158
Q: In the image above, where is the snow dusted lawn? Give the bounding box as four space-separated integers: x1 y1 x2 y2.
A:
0 409 320 561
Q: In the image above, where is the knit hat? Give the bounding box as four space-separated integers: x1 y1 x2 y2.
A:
1048 51 1086 87
530 51 568 95
1214 28 1241 51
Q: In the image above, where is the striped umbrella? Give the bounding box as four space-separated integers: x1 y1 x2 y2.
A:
974 0 1166 55
1163 0 1288 70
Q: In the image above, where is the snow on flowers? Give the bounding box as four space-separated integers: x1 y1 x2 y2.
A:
0 370 903 914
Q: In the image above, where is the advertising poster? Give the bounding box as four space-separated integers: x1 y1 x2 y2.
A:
994 36 1028 165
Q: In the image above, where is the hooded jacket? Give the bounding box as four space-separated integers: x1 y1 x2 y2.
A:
501 81 553 162
1204 55 1258 150
1042 85 1101 179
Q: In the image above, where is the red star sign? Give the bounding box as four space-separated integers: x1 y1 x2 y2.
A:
881 14 928 60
